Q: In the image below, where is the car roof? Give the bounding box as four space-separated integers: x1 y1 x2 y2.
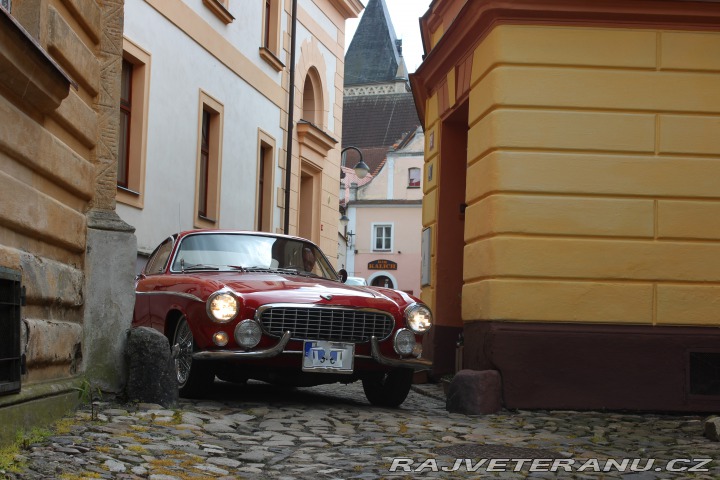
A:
175 229 317 246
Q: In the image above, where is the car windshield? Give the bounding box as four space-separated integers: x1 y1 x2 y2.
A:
170 233 339 280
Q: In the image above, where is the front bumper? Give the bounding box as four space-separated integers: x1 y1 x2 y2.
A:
192 332 431 371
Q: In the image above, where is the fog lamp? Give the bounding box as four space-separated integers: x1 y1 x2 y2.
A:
235 320 262 349
393 328 416 356
213 331 229 346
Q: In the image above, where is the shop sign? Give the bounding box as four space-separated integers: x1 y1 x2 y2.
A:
368 259 397 270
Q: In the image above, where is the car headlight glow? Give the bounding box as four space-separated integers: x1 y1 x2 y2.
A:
213 331 229 346
404 303 433 334
394 328 416 356
235 320 262 349
207 291 239 323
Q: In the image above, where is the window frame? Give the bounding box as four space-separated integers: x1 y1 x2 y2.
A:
259 0 283 71
408 167 421 188
202 0 234 24
372 223 394 253
117 38 151 209
144 237 175 275
194 91 224 228
256 130 276 232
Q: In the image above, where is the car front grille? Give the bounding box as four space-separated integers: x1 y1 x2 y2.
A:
256 305 395 343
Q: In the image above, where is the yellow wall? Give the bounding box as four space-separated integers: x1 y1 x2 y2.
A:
451 25 720 327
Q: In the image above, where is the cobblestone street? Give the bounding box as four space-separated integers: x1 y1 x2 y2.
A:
2 381 718 479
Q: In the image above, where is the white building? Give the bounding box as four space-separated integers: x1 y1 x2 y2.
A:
119 0 362 267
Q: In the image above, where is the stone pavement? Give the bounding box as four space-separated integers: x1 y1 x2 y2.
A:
1 381 718 479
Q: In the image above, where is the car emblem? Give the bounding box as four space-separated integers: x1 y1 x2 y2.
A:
320 294 333 301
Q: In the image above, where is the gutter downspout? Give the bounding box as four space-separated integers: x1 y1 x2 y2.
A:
283 0 298 234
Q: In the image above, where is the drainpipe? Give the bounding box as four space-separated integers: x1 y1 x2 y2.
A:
283 0 298 234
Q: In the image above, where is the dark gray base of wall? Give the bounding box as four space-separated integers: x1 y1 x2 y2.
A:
0 378 79 446
464 321 720 412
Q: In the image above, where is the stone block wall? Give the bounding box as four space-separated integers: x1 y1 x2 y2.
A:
0 0 135 442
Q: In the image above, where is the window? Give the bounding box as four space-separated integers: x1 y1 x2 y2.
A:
145 238 174 275
259 0 283 70
302 73 317 124
257 131 276 232
373 224 393 252
264 0 271 47
300 69 325 127
195 92 224 228
2 0 11 14
118 60 132 189
199 110 210 218
408 167 421 188
117 38 151 209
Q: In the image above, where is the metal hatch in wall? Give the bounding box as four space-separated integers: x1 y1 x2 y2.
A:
0 267 23 395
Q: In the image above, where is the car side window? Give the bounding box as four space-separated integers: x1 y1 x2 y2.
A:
145 238 174 275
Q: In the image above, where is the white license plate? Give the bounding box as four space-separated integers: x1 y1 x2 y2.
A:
302 340 354 373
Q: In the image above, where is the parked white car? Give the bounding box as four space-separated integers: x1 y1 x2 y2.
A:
345 276 368 286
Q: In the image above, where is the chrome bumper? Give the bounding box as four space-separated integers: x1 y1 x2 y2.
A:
193 331 291 360
192 331 431 371
370 336 432 371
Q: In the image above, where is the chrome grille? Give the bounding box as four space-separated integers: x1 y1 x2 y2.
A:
257 305 394 343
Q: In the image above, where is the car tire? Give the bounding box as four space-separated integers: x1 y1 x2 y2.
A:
173 315 214 398
362 368 413 408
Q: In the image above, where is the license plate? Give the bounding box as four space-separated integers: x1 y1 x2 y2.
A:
302 340 354 373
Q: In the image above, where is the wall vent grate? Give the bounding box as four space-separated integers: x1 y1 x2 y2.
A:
0 267 22 396
689 352 720 396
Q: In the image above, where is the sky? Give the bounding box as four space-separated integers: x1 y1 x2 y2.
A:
344 0 433 74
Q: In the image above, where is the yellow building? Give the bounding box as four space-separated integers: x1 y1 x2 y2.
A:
411 0 720 411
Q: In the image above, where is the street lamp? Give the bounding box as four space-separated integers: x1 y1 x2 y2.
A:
341 146 370 179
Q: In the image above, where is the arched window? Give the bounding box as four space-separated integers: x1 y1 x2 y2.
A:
302 68 323 126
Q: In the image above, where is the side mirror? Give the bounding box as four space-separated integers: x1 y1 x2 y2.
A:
338 269 348 283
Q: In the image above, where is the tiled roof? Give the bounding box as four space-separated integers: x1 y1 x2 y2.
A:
342 93 420 150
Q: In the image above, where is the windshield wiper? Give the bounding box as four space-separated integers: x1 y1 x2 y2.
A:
182 264 220 272
295 271 321 278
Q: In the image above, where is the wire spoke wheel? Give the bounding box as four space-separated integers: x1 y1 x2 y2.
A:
173 317 194 386
172 315 214 397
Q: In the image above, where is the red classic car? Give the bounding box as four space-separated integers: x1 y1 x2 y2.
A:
132 230 432 407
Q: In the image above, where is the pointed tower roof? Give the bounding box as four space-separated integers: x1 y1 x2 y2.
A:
344 0 402 87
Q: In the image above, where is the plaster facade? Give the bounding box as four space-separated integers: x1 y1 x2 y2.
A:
119 0 362 262
411 0 720 410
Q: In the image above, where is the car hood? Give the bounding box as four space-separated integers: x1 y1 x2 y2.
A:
183 271 406 311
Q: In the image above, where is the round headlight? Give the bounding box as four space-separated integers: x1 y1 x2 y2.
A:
207 292 239 323
394 328 416 356
404 303 433 334
235 320 262 349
